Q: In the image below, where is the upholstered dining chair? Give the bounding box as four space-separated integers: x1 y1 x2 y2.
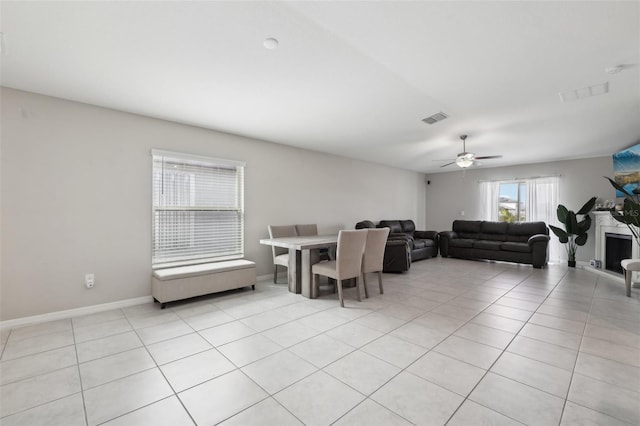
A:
295 224 318 236
361 227 390 298
268 225 297 284
295 224 330 261
311 229 367 307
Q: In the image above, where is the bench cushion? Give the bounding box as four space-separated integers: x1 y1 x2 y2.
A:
153 259 256 281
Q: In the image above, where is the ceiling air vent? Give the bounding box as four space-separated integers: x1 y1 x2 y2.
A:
558 82 609 102
422 112 449 125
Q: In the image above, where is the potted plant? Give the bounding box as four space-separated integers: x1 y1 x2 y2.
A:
549 197 597 267
604 177 640 247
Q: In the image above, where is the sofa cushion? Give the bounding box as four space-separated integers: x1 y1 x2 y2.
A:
413 239 435 249
355 220 375 229
449 238 475 248
452 220 481 239
501 242 531 253
506 222 548 242
379 220 402 234
479 221 508 241
474 240 503 251
400 220 415 236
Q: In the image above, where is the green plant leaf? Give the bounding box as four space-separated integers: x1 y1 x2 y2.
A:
577 215 592 234
575 233 588 246
604 176 635 201
567 211 578 235
557 204 568 224
549 224 568 243
576 196 597 215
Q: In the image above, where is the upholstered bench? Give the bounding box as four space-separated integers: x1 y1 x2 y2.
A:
152 259 256 308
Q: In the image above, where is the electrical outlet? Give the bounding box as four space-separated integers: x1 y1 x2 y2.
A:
85 273 95 289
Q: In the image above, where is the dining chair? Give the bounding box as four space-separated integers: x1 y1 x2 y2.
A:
311 229 367 307
268 225 297 284
295 224 330 261
295 224 318 236
361 227 390 298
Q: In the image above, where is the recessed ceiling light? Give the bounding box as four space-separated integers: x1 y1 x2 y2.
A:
263 38 279 50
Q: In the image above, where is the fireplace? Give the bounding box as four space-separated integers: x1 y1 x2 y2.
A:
605 232 632 274
594 212 638 284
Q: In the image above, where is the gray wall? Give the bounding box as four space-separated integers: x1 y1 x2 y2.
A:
425 156 617 263
1 88 426 320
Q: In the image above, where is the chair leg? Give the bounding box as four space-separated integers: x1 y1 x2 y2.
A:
362 273 369 299
378 271 384 294
355 275 362 302
625 269 632 297
336 278 345 307
312 273 318 297
273 265 278 284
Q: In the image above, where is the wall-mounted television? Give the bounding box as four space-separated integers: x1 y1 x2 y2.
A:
613 143 640 197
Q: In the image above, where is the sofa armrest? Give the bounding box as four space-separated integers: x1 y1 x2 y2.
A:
414 230 438 241
438 231 457 257
383 239 411 272
528 234 550 245
528 234 550 268
388 233 414 249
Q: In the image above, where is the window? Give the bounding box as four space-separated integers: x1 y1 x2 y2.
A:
481 176 560 261
499 182 527 222
152 150 245 267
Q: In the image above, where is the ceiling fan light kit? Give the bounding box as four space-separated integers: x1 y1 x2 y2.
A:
440 134 503 169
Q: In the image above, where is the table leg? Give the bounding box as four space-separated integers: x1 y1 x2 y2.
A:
288 248 302 294
302 249 321 298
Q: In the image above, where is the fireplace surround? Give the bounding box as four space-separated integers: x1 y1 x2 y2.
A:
593 211 638 284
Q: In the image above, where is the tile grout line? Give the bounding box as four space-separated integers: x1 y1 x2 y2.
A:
557 273 637 426
442 268 568 425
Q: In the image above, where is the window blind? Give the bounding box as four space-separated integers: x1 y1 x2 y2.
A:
152 150 245 267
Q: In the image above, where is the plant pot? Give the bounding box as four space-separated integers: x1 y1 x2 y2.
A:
568 260 576 267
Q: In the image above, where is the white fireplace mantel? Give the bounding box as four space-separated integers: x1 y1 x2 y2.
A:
593 211 638 262
591 211 640 286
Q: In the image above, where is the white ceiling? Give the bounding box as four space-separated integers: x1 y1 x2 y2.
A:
2 1 639 173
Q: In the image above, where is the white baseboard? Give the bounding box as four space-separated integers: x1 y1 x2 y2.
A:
0 296 154 331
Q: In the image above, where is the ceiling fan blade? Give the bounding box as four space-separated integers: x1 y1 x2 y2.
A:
432 159 455 162
474 155 502 160
440 161 456 168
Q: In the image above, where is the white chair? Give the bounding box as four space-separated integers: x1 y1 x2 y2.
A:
361 227 390 298
295 224 331 262
295 224 319 236
311 229 367 307
268 225 297 284
621 259 640 297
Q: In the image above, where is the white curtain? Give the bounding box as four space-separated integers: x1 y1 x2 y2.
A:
527 176 560 263
479 180 500 221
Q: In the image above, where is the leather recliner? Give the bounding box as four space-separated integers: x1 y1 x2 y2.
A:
378 220 439 261
355 220 411 272
355 219 439 272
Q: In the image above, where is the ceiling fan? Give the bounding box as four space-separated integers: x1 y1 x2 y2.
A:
440 135 503 168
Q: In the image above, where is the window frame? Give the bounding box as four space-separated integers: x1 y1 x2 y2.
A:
498 181 527 223
151 149 245 268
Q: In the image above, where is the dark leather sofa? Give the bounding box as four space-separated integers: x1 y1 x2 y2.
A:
439 220 550 268
356 219 439 272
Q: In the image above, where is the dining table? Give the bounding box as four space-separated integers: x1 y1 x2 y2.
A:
259 234 338 298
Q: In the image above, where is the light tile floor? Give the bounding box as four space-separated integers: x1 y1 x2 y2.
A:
1 257 639 425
